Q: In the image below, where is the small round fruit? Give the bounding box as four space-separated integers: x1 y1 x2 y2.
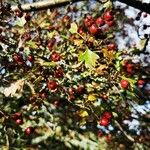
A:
120 80 129 89
137 79 145 87
76 86 85 94
106 20 115 27
68 87 76 95
27 55 34 62
47 38 56 50
51 53 61 62
25 13 31 21
47 80 58 90
89 24 98 35
13 54 23 63
16 119 23 125
84 15 94 27
99 117 109 126
107 43 117 50
23 32 31 41
25 127 34 135
54 68 64 78
103 112 112 119
78 27 84 35
15 9 23 17
96 17 105 27
11 112 22 120
104 11 114 21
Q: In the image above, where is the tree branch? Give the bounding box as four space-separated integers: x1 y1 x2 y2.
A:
11 0 79 12
114 0 150 14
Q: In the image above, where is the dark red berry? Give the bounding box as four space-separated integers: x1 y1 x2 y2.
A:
28 55 34 62
104 11 114 21
47 80 58 90
120 80 129 89
11 112 22 120
99 117 109 126
16 119 23 125
126 63 134 73
96 17 105 27
25 13 31 21
137 79 145 87
68 87 76 95
106 20 115 27
89 24 98 35
51 53 61 62
13 53 23 63
23 32 31 41
78 27 84 35
103 112 112 119
47 38 56 50
25 127 34 135
76 86 85 94
54 68 64 78
107 43 117 50
84 15 94 27
15 9 23 18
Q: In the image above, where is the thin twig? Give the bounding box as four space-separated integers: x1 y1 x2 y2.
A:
115 120 135 142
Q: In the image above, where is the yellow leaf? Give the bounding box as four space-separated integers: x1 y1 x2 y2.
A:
102 48 114 62
79 110 89 118
88 94 97 101
95 65 107 75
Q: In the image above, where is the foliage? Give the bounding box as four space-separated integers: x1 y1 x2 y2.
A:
0 0 150 149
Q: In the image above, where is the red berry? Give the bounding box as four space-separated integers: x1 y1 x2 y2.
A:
104 11 114 21
47 38 56 50
126 63 134 73
103 112 112 119
137 80 145 86
28 55 34 62
13 53 23 63
76 86 85 94
41 92 47 99
106 20 115 27
23 32 31 41
47 80 58 90
16 119 23 125
99 117 109 126
107 43 117 50
25 13 31 21
15 9 23 17
84 15 94 27
123 60 128 66
25 127 34 135
120 80 129 89
68 87 76 95
89 24 98 35
78 27 84 35
54 68 64 78
51 53 61 62
96 17 105 27
11 112 22 120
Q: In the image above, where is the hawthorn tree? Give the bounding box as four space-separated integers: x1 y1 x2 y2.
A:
0 0 150 149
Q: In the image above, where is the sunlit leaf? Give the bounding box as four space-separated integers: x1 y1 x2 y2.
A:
15 16 26 27
95 65 107 75
3 79 24 98
79 49 99 69
69 22 78 34
87 94 97 102
78 110 89 117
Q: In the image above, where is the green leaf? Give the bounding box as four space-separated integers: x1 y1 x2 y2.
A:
25 41 38 49
103 0 112 9
79 49 99 68
69 22 78 34
15 17 26 27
